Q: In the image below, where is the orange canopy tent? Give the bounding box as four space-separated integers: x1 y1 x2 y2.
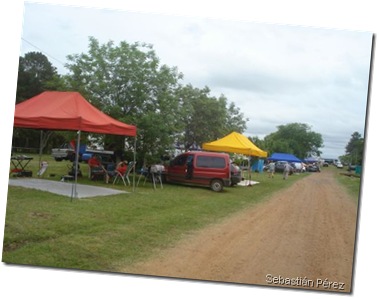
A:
14 91 137 136
13 91 137 198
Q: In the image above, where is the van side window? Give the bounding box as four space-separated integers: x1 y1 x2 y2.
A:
172 155 188 166
196 156 226 168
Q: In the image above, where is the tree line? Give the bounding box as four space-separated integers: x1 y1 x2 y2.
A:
15 36 366 164
14 37 247 164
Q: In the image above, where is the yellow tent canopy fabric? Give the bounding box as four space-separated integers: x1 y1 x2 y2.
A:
202 131 268 157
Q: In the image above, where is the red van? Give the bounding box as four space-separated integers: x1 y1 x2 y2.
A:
165 151 231 192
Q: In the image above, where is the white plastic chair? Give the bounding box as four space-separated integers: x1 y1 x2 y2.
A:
37 161 48 177
113 161 135 186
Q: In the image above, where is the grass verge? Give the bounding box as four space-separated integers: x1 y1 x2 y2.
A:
328 166 362 204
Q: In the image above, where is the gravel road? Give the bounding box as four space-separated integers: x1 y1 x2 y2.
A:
123 171 358 293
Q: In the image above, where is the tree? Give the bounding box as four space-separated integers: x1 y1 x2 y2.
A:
264 123 323 159
64 37 184 163
16 52 60 103
175 85 247 150
343 132 365 165
64 37 247 163
13 52 67 153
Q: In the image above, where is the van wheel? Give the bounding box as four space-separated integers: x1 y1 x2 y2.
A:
210 179 223 192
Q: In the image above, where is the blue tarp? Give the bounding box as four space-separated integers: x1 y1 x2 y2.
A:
252 159 264 173
267 153 302 163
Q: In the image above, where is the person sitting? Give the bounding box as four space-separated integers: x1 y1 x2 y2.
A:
88 155 105 180
117 161 128 175
106 161 128 183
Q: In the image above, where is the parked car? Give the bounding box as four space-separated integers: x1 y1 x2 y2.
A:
51 142 85 162
306 163 321 172
230 163 242 186
336 162 344 169
165 151 231 192
274 161 294 175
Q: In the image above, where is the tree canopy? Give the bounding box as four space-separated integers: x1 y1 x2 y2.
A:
16 51 60 103
13 51 67 151
63 37 247 163
263 123 323 159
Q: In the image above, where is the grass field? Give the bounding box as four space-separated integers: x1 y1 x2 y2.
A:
333 167 362 204
3 154 360 273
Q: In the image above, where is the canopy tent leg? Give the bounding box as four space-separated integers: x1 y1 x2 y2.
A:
37 130 53 176
132 136 137 192
71 130 81 200
38 130 43 171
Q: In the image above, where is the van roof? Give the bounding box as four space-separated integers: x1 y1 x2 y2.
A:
185 151 229 156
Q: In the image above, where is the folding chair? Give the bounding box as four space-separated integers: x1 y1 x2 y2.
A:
37 161 48 177
139 164 163 190
113 161 135 186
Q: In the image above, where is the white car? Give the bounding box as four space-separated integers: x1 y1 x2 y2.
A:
336 162 344 168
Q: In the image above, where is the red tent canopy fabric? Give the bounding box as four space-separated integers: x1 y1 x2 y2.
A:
14 91 137 136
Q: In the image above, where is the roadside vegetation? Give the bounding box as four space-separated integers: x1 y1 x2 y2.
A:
330 166 362 204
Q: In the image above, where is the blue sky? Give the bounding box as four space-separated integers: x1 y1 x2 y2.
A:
17 2 373 158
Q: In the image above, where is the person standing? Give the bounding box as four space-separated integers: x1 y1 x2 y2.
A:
283 162 291 180
267 161 275 179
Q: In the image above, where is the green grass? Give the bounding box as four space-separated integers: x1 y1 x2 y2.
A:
330 166 362 203
4 153 309 272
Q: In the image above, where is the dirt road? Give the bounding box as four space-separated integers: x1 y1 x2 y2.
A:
123 171 358 293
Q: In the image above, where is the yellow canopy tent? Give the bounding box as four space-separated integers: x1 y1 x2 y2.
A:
202 132 267 185
202 131 267 157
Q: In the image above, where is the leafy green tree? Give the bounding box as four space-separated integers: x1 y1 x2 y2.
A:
344 131 365 165
16 52 60 103
249 136 265 150
264 123 323 159
64 37 247 162
224 96 248 133
176 85 247 150
13 52 68 153
64 37 184 163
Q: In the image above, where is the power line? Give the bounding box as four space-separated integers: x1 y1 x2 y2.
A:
21 37 67 67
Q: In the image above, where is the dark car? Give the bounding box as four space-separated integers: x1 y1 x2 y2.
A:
306 163 321 172
230 163 242 186
274 161 294 174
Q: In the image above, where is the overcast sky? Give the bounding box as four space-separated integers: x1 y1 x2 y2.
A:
19 2 373 158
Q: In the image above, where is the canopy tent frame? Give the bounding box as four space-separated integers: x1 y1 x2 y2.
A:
202 132 268 186
13 91 137 199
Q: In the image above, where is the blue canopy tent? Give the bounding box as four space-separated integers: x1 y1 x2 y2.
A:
267 152 302 163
